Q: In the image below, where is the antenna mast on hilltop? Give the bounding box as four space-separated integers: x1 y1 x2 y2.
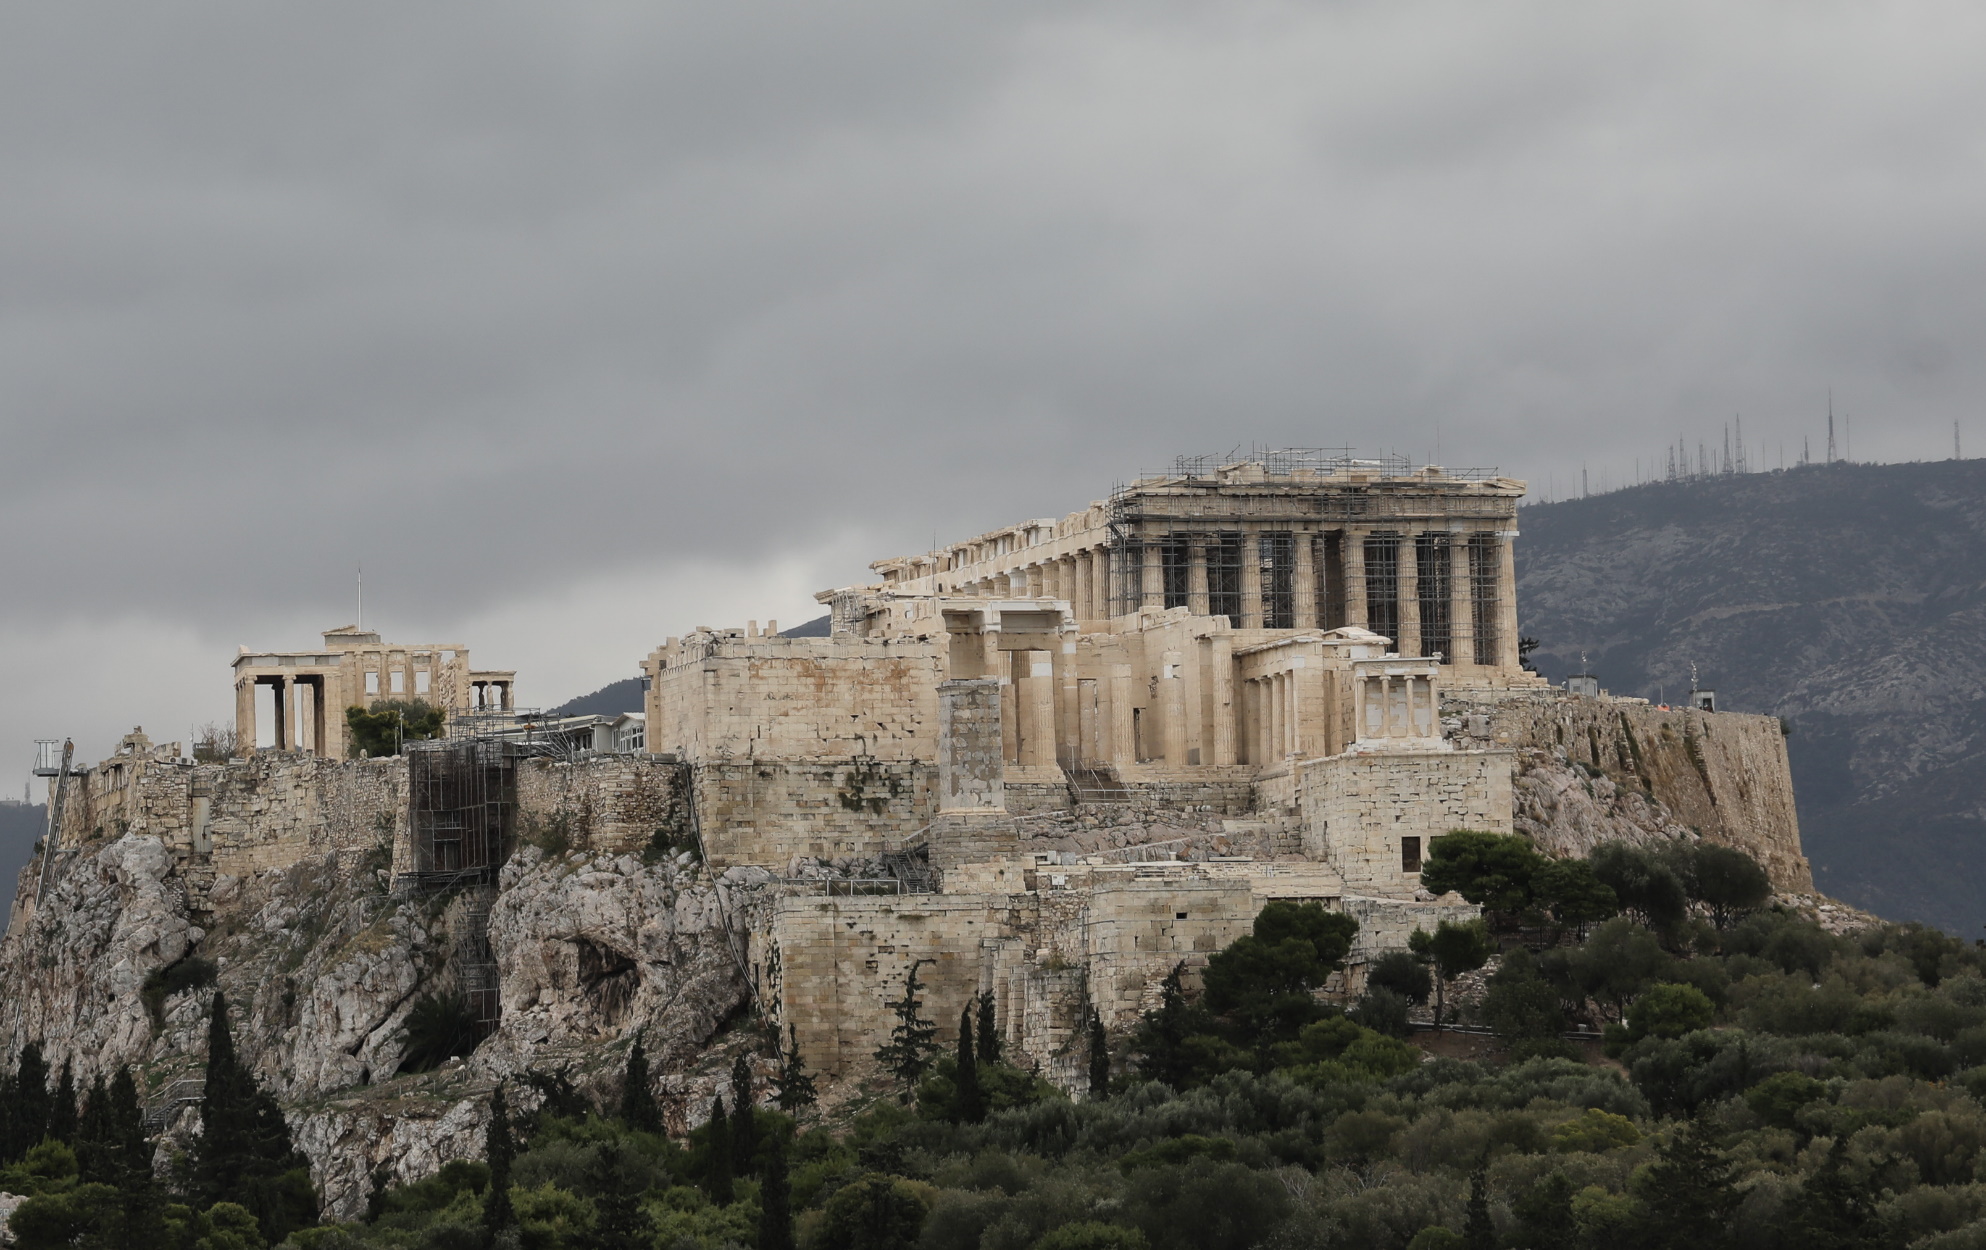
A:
1827 391 1837 463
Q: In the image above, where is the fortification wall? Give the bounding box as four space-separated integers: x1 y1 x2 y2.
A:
1298 750 1514 895
1470 695 1812 890
513 756 687 858
694 760 936 868
647 636 944 763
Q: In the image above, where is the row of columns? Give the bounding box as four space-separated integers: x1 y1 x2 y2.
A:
235 674 329 755
950 527 1519 668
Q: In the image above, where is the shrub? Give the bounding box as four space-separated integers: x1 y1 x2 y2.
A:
141 955 218 1029
1419 830 1546 922
1626 983 1716 1042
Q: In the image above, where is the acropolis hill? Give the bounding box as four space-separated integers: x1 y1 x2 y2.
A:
0 451 1810 1216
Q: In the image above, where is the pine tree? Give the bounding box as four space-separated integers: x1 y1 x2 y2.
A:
705 1094 734 1206
772 1024 817 1114
1086 1008 1110 1101
9 1042 51 1160
483 1082 517 1233
730 1053 757 1168
1637 1116 1739 1250
758 1142 794 1250
618 1036 661 1133
873 960 939 1095
975 991 1001 1065
955 1007 984 1124
46 1061 77 1145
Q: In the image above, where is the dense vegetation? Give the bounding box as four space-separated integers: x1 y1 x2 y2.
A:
344 701 446 759
15 834 1986 1249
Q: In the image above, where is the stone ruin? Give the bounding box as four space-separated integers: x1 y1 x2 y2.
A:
14 450 1812 1104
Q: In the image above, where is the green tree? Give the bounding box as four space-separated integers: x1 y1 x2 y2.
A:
344 699 446 758
1367 950 1432 1006
1533 858 1620 931
1559 916 1673 1021
1419 831 1545 923
1691 845 1772 928
1633 1117 1739 1250
976 990 1001 1064
953 1007 984 1124
1462 1165 1495 1250
46 1062 76 1145
1131 964 1218 1090
190 992 317 1244
1409 919 1492 1029
618 1036 660 1133
1202 901 1358 1039
771 1023 817 1114
1511 1171 1576 1250
73 1073 110 1183
731 1052 759 1164
1087 1007 1111 1101
584 1137 653 1250
817 1174 930 1250
1625 983 1715 1042
874 960 939 1095
1784 1138 1884 1250
1589 843 1688 931
483 1082 516 1235
704 1095 734 1206
9 1042 52 1161
1481 948 1568 1055
758 1142 794 1250
1037 1223 1149 1250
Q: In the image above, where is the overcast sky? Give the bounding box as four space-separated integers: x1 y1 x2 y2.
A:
5 1 1985 785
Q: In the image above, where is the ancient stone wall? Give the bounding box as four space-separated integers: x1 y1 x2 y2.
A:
512 756 687 858
647 634 944 763
1298 750 1514 894
694 760 935 868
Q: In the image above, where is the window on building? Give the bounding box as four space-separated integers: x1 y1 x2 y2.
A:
1401 836 1423 873
365 672 380 697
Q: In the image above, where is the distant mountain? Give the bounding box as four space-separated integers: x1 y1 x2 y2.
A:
1516 460 1986 934
545 615 834 716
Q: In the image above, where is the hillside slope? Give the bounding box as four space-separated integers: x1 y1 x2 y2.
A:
1516 459 1986 933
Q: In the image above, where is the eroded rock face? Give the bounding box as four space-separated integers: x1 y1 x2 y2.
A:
0 840 749 1221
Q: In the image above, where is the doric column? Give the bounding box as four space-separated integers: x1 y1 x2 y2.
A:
277 676 295 751
1397 531 1422 657
1108 663 1136 766
1449 532 1475 668
1139 541 1164 610
1018 651 1056 766
1210 634 1236 765
1343 530 1368 630
1239 528 1263 628
1026 565 1044 598
1294 532 1317 628
1188 543 1210 615
1497 531 1522 670
1074 552 1094 620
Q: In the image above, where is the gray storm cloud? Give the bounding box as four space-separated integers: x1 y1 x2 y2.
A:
4 1 1984 766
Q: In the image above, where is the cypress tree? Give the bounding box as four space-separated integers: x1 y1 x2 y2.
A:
975 991 1001 1064
192 992 317 1242
873 960 938 1096
10 1042 51 1160
46 1061 77 1145
1638 1117 1741 1249
758 1142 794 1250
705 1094 734 1206
483 1082 517 1234
1086 1008 1110 1101
75 1073 110 1182
955 1007 983 1124
771 1024 816 1114
730 1054 757 1168
618 1037 661 1133
108 1066 161 1242
1463 1165 1495 1250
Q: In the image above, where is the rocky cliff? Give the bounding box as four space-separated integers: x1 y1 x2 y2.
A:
0 826 754 1219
